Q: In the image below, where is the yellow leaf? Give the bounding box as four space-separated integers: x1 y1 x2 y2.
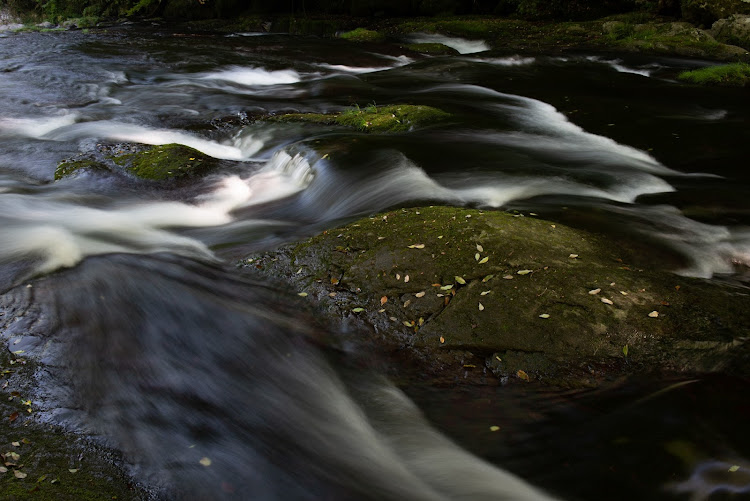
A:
68 469 78 474
439 336 445 344
478 302 485 311
351 308 365 313
199 457 212 467
330 277 339 285
623 345 629 357
404 275 410 283
476 244 484 252
418 317 424 326
539 313 550 319
455 276 466 285
481 290 491 296
620 291 628 295
729 465 740 472
648 311 659 318
380 296 388 305
297 292 308 297
569 254 579 259
601 298 614 305
489 426 500 432
517 269 532 275
408 244 425 249
516 370 530 381
479 257 489 264
588 288 601 295
503 275 514 280
11 442 20 447
482 274 494 282
403 321 414 327
14 470 27 479
396 273 401 280
415 291 426 298
475 253 480 261
440 284 454 290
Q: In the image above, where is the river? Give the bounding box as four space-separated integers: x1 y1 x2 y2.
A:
0 24 749 500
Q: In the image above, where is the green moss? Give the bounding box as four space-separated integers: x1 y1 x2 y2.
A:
678 63 750 86
339 27 385 42
404 42 460 55
269 104 451 133
54 159 107 181
117 144 217 181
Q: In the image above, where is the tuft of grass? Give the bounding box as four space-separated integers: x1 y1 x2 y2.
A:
678 63 750 86
338 28 385 42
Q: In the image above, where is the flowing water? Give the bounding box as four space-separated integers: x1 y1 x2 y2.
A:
1 24 749 500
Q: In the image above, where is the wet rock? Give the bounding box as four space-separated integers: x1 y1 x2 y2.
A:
404 42 460 55
242 206 750 387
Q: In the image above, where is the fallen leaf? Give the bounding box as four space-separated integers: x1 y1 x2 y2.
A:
9 412 18 423
516 370 530 381
328 292 337 298
0 466 7 473
482 275 494 282
13 470 27 479
517 269 532 275
623 345 629 357
455 276 466 285
440 284 454 291
297 292 308 297
569 254 579 259
403 321 414 327
489 426 500 432
407 244 425 249
601 298 614 305
11 442 20 448
403 300 411 308
476 244 484 252
330 277 339 285
8 452 20 461
439 336 445 344
675 285 681 291
396 273 401 280
481 290 491 296
478 302 485 311
380 296 388 305
351 308 365 313
475 253 481 261
729 465 740 472
503 275 514 280
479 257 489 264
199 458 212 467
588 288 601 295
378 309 385 313
620 291 628 295
648 311 659 318
37 474 46 482
539 313 550 319
404 275 410 283
415 292 426 298
68 469 78 474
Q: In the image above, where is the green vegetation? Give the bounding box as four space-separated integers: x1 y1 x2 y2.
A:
115 143 217 181
678 62 750 86
268 104 451 133
339 27 385 42
404 42 459 55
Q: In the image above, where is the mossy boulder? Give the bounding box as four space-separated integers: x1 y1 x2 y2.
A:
114 143 217 181
682 0 750 26
404 42 460 55
267 104 451 133
711 14 750 49
242 206 750 387
54 158 108 181
678 62 750 86
339 27 386 42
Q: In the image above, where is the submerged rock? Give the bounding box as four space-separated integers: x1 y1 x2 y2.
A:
243 206 750 387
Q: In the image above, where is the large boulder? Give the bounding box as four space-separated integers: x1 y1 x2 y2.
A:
243 206 750 387
711 14 750 49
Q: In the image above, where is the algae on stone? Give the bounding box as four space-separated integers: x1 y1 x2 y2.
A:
268 104 451 133
404 42 460 55
54 158 107 181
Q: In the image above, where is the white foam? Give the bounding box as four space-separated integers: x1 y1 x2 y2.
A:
317 63 393 74
408 33 489 54
0 150 315 276
0 114 79 138
199 66 301 86
479 56 536 66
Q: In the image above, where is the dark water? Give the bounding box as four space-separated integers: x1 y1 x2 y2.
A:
1 25 749 500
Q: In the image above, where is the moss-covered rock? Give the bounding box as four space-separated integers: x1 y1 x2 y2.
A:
678 62 750 86
681 0 750 27
404 42 460 55
711 14 750 49
114 143 217 181
267 104 451 133
54 158 108 181
339 27 386 42
242 206 750 387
